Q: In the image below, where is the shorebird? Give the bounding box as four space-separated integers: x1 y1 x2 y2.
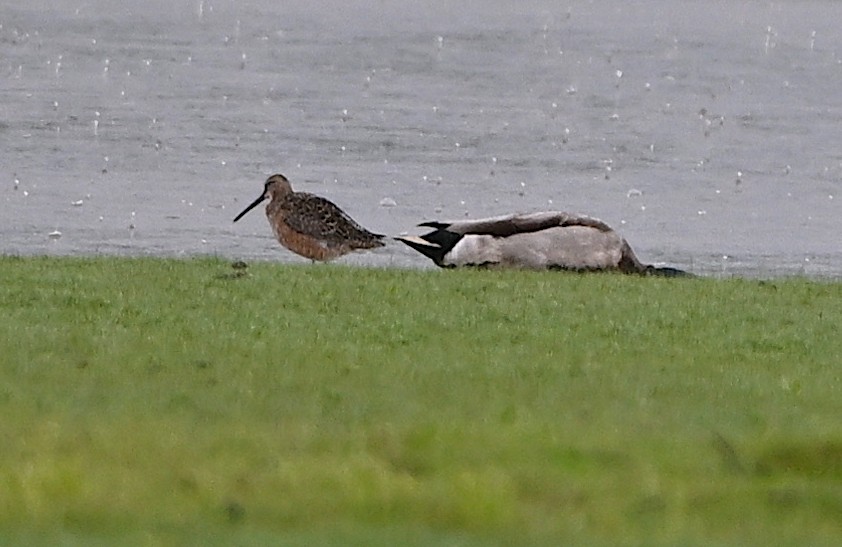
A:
396 211 689 276
233 174 385 261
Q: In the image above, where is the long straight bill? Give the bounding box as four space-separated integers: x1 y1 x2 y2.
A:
233 194 266 222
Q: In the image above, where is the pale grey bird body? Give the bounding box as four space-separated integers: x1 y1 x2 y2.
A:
396 211 688 276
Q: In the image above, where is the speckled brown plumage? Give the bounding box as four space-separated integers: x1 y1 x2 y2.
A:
233 174 385 261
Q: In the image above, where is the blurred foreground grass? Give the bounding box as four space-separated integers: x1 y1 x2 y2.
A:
0 256 840 545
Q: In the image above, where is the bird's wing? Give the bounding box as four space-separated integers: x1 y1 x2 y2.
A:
422 211 615 236
283 193 383 241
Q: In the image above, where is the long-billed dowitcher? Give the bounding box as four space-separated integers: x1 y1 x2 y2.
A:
396 211 689 276
233 173 385 261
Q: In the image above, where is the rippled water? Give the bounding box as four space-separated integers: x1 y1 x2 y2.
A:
2 0 841 277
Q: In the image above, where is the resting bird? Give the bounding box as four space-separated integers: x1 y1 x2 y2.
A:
395 211 689 276
233 173 385 261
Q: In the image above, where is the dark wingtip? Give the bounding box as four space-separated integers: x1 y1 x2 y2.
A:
418 221 448 229
367 233 387 246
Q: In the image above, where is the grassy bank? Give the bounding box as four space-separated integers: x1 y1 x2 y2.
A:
0 256 840 545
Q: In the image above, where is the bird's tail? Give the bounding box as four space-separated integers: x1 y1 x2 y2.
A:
394 235 447 265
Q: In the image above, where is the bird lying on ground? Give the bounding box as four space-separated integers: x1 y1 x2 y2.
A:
395 211 689 276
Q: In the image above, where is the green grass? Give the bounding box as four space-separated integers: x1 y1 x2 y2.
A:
0 256 840 545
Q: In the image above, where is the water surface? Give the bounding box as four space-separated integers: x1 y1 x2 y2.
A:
2 0 841 277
